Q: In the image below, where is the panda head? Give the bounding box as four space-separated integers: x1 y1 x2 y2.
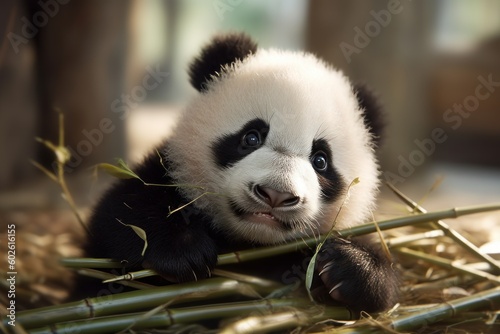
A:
167 33 382 245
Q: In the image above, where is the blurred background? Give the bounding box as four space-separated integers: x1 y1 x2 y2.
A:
0 0 500 307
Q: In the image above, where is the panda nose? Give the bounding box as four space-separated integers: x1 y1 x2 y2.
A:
253 185 300 208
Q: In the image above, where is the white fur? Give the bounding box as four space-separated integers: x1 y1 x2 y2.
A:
167 49 379 244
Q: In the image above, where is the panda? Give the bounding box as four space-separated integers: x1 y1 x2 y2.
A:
84 33 399 314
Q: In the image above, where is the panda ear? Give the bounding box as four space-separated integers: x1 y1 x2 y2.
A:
189 33 258 92
354 83 385 147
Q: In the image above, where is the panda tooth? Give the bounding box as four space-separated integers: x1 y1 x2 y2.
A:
254 212 275 220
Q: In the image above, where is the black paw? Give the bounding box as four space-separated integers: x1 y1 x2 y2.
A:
141 230 218 282
315 237 399 313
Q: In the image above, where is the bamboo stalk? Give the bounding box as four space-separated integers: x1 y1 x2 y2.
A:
61 204 500 270
220 305 354 334
219 305 355 334
385 229 444 248
386 182 500 274
402 275 479 295
77 268 156 290
218 203 500 266
211 268 282 289
62 203 500 279
102 269 157 283
336 203 500 238
14 278 275 329
390 286 500 331
319 288 500 334
28 299 352 334
61 258 124 269
220 310 310 334
395 247 500 284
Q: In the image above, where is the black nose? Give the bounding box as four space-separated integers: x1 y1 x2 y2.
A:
253 185 300 208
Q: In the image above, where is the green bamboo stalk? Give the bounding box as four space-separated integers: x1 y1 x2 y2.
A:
102 269 157 283
390 286 500 331
78 268 156 289
28 299 352 334
62 203 500 276
218 203 500 265
336 203 500 238
426 311 494 324
386 182 500 274
220 306 354 334
61 258 124 269
211 268 282 289
219 310 310 334
14 278 275 329
322 288 500 334
395 247 500 284
100 268 281 291
402 275 479 295
385 229 444 248
217 241 315 266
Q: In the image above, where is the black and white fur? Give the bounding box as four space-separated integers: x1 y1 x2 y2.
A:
84 33 398 313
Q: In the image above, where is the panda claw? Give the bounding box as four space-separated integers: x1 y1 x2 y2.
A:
328 281 343 295
318 260 335 276
191 269 198 282
315 238 399 313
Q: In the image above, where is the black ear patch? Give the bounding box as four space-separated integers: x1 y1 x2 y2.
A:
189 33 258 92
354 84 385 146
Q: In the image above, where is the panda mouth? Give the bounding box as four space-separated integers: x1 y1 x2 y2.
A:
229 202 291 230
248 212 280 227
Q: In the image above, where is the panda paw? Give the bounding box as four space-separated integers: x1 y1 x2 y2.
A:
315 237 399 314
141 230 219 283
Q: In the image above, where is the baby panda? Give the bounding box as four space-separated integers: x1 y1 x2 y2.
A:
85 33 398 313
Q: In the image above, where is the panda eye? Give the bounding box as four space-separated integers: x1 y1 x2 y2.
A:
311 151 328 171
242 130 261 148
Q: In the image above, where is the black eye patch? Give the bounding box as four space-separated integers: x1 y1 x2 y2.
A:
310 139 344 202
212 118 269 168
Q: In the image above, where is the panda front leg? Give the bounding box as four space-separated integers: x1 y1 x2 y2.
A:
85 152 219 283
138 212 219 282
315 237 399 314
87 195 219 283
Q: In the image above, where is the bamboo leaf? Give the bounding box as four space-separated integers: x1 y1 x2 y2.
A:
305 177 360 300
116 219 148 256
97 162 141 180
305 251 318 301
117 158 141 178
